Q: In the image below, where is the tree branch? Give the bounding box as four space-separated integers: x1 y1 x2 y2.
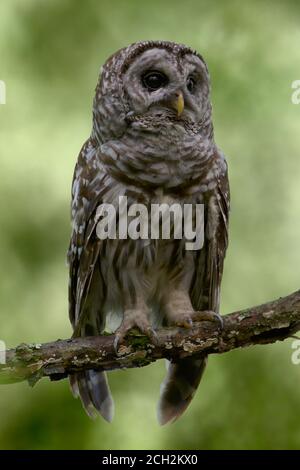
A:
1 290 300 386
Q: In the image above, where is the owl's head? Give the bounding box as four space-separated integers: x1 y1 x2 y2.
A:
92 41 212 143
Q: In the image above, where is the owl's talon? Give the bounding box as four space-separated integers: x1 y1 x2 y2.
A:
113 336 118 353
114 318 158 353
145 327 159 346
214 313 223 330
194 310 224 330
113 334 122 354
170 310 223 330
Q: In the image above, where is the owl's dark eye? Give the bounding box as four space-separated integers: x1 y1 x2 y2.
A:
187 76 196 93
142 70 168 91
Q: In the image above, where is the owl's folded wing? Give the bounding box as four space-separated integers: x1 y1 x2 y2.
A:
67 140 109 336
190 152 230 313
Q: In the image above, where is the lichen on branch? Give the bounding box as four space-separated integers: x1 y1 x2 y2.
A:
1 290 300 386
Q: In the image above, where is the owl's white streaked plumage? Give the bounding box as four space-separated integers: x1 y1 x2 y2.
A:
68 41 229 424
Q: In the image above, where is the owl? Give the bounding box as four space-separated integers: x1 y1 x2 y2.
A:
68 40 229 425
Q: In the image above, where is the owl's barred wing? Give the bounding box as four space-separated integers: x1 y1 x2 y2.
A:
68 139 107 332
190 154 230 313
68 140 115 422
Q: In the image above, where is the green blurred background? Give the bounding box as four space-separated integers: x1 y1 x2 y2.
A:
1 0 300 450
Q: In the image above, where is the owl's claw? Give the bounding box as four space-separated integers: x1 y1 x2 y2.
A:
171 310 223 331
113 334 123 354
193 310 224 330
114 317 158 353
175 316 193 329
146 326 159 342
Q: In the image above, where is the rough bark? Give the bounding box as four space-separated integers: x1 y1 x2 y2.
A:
1 290 300 386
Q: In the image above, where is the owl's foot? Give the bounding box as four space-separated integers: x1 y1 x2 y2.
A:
164 290 222 330
114 310 158 353
193 310 223 329
168 310 223 330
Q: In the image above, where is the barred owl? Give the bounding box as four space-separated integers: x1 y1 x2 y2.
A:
68 40 229 425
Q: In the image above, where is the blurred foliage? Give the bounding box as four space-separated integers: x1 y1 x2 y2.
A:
0 0 300 450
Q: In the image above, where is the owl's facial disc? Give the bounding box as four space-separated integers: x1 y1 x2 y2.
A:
123 48 209 125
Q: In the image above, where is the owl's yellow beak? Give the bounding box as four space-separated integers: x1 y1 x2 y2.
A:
175 91 184 117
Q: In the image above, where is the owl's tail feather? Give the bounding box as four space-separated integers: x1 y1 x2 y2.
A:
157 356 207 426
69 370 114 422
